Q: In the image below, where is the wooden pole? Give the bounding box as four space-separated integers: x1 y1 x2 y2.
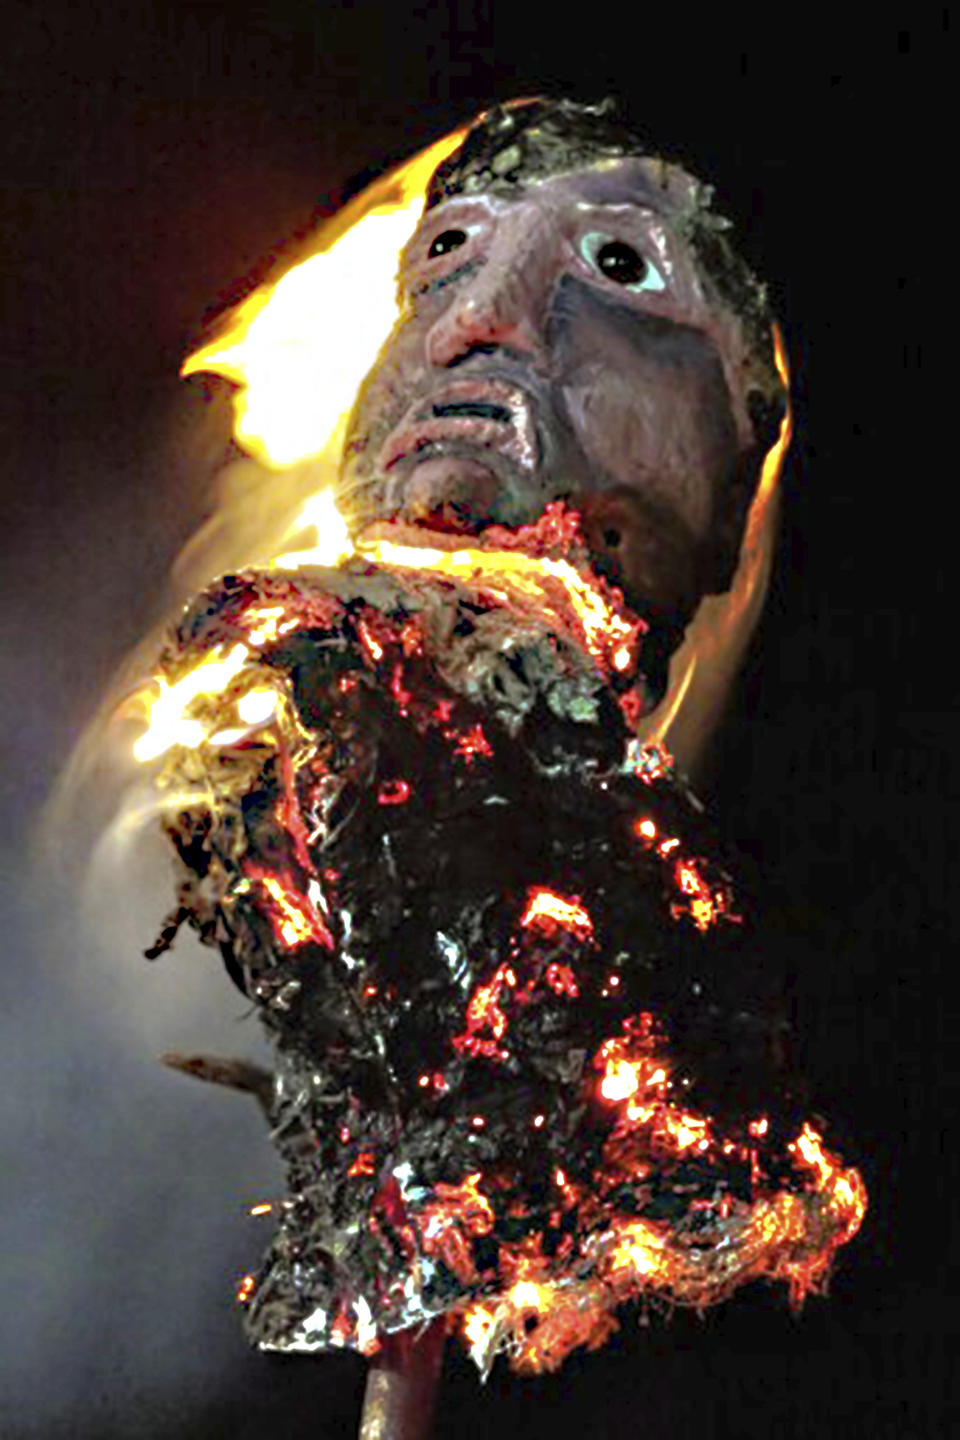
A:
359 1318 447 1440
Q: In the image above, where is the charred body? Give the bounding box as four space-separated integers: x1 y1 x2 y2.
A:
146 521 864 1376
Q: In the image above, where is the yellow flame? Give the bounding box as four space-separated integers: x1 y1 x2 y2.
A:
132 643 250 761
642 324 792 772
608 1219 667 1279
272 489 354 570
236 688 278 725
600 1059 642 1102
745 325 793 546
510 1281 543 1310
362 538 633 664
182 129 467 470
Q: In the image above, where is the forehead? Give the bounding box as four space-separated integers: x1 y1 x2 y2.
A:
537 158 672 211
417 157 682 228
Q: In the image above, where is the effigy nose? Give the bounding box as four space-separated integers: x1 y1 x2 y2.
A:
425 209 554 368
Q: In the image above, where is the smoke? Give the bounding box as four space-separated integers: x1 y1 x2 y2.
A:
0 380 368 1438
6 159 418 1433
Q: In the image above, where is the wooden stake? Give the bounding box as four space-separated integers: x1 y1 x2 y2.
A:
359 1318 447 1440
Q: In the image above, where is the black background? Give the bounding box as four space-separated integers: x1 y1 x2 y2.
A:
0 5 951 1437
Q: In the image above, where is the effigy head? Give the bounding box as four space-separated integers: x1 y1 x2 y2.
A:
337 97 786 636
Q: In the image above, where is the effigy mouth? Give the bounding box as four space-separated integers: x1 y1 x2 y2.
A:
378 377 542 528
380 378 539 471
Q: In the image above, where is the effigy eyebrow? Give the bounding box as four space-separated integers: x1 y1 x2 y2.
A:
573 198 660 224
398 202 484 263
564 167 666 212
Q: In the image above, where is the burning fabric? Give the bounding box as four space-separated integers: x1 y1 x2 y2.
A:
140 507 864 1378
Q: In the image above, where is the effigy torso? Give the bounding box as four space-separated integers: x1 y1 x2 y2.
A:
148 515 864 1376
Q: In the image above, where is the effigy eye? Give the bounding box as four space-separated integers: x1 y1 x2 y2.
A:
428 228 469 259
598 241 646 284
580 232 666 294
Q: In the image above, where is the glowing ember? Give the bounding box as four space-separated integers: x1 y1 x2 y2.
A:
509 1280 543 1310
544 961 579 998
627 738 674 784
357 619 385 663
633 811 740 932
672 858 734 931
377 779 411 805
453 963 515 1062
600 1059 643 1102
244 863 333 950
451 723 493 764
520 888 594 938
596 1035 669 1106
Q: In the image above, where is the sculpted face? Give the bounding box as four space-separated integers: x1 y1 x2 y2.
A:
337 157 766 623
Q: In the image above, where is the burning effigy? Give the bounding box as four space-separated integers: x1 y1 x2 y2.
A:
129 98 864 1424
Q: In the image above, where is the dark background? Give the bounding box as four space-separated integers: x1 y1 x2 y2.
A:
1 4 950 1437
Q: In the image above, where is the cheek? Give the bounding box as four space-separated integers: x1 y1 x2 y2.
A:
578 486 702 619
566 359 677 467
345 319 431 455
552 287 740 539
